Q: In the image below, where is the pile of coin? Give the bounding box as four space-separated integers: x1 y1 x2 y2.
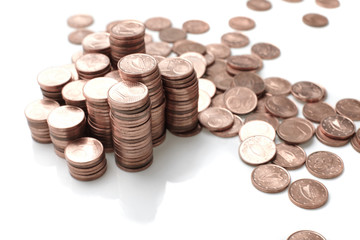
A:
75 53 111 80
159 57 199 134
109 20 146 68
118 53 166 146
82 31 111 59
47 105 86 158
108 81 153 172
61 79 88 114
83 77 118 152
64 137 107 181
24 99 60 143
37 67 72 104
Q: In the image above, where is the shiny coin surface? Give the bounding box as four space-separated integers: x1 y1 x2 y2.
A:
303 102 336 123
145 17 172 31
303 13 329 27
239 136 276 165
264 77 291 96
239 120 276 141
251 42 280 60
291 81 325 102
67 14 94 28
251 164 291 193
273 143 307 170
224 87 257 115
198 107 234 131
229 16 256 31
265 96 298 119
335 98 360 121
320 115 355 140
287 230 326 240
182 19 210 34
306 151 344 179
277 117 315 144
211 116 243 138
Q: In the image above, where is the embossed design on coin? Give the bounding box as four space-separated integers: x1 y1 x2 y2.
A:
273 143 307 170
229 16 256 31
251 42 280 60
158 57 193 79
291 81 325 102
277 117 315 144
251 164 291 193
306 151 344 179
320 115 355 140
239 136 276 165
315 125 349 147
264 77 291 96
265 96 298 119
224 87 257 115
232 72 265 96
198 107 234 131
303 13 329 28
239 120 276 141
287 230 326 240
335 98 360 121
303 102 336 123
118 53 157 76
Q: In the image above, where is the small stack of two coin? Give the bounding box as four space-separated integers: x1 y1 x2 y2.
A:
226 54 263 76
75 53 111 80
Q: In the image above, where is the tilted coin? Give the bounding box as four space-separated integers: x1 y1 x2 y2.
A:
306 151 344 179
291 81 325 102
67 14 94 28
229 16 256 31
221 32 249 48
265 96 298 119
251 42 280 60
145 17 172 31
320 115 355 140
273 143 307 170
68 29 94 45
224 87 257 115
264 77 291 96
277 117 315 144
211 116 243 138
182 19 210 34
159 27 186 43
206 43 231 59
251 164 291 193
335 98 360 121
303 13 329 28
303 101 336 123
247 0 272 11
239 136 276 165
198 107 234 131
245 112 279 129
316 0 340 9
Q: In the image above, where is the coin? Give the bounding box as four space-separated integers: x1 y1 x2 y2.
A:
247 0 272 11
211 116 243 138
335 98 360 121
204 52 215 66
172 39 206 55
245 112 279 129
206 43 231 59
104 70 122 82
68 29 94 45
351 129 360 153
320 115 355 140
227 54 263 71
61 80 88 112
251 42 280 60
231 71 265 96
159 27 187 43
277 117 315 144
199 78 216 98
75 53 111 79
316 0 340 9
207 71 233 92
315 125 349 147
303 102 336 123
303 13 329 27
291 81 325 102
229 16 256 31
67 14 94 28
306 151 344 179
287 230 326 240
224 87 257 115
82 31 110 54
146 41 172 57
264 77 291 96
211 93 227 108
251 164 291 193
239 120 276 141
198 90 211 112
180 52 207 78
273 143 307 170
221 32 249 48
288 178 328 209
239 136 276 165
145 17 172 31
198 107 234 131
182 20 210 34
206 59 227 76
265 96 298 119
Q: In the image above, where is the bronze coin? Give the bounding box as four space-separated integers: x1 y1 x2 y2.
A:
239 136 276 165
273 143 307 170
224 87 257 115
288 178 328 209
62 80 87 103
199 78 216 98
83 77 118 103
108 81 149 106
47 105 85 130
211 93 227 108
37 67 72 92
303 101 336 123
180 52 207 78
67 14 94 28
227 54 263 71
251 164 291 193
245 112 279 129
247 0 272 11
144 17 172 31
335 98 360 121
75 53 110 74
198 107 234 131
265 96 298 119
232 71 265 96
206 59 227 76
68 29 94 45
25 99 60 123
320 115 355 140
221 32 250 48
251 42 280 60
198 90 211 112
303 13 329 28
351 133 360 153
315 125 349 147
291 81 325 102
316 0 340 9
146 41 172 57
159 27 186 43
287 230 326 240
207 71 233 92
264 77 291 96
172 39 206 55
277 117 315 144
104 70 122 82
82 31 110 52
182 20 210 34
206 43 231 59
211 116 243 138
229 16 256 31
158 57 194 80
306 151 344 179
239 120 276 141
118 53 157 77
110 20 145 39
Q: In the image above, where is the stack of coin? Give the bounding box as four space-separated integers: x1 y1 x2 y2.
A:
82 32 111 59
61 79 88 114
83 77 118 152
159 57 199 134
226 54 263 76
64 137 107 181
37 67 72 104
75 53 111 80
108 81 153 172
109 20 146 68
117 54 166 146
24 99 60 143
47 105 86 158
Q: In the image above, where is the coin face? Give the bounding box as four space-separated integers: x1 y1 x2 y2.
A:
315 125 349 147
251 164 291 193
75 53 110 73
65 137 104 164
335 98 360 121
25 99 60 122
264 77 291 96
224 87 257 114
108 81 149 105
118 53 157 76
159 27 187 43
229 16 256 31
245 112 279 129
306 151 344 179
198 107 234 131
303 13 329 27
287 230 326 240
207 71 233 92
320 115 355 140
110 20 145 38
239 136 276 165
180 52 207 78
277 117 315 144
37 67 72 90
47 105 85 130
182 20 210 34
172 39 206 55
251 42 281 60
145 17 172 31
68 29 94 45
232 71 265 96
146 42 172 57
265 96 298 119
67 14 94 28
273 143 307 170
239 120 276 141
288 178 328 209
199 78 216 98
291 81 325 102
82 32 110 51
158 57 193 79
83 77 118 102
247 0 272 11
303 101 336 123
211 116 243 138
221 32 249 48
227 54 263 71
206 43 231 59
62 80 87 102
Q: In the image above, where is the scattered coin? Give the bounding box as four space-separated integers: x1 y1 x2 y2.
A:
146 41 172 57
211 116 243 138
239 120 276 141
182 20 210 34
303 13 329 27
68 29 94 45
315 125 349 147
291 81 325 102
224 86 257 115
320 115 355 140
229 16 256 31
251 164 291 193
265 96 298 119
239 135 276 165
351 129 360 153
306 151 344 179
316 0 340 9
273 143 307 170
67 14 94 28
287 230 326 240
303 101 336 123
231 71 265 96
227 54 263 71
82 31 110 55
206 43 231 59
172 39 206 55
245 112 279 129
198 90 211 112
180 52 207 78
247 0 272 11
145 17 172 31
206 59 227 76
207 71 234 92
251 42 281 60
335 98 360 121
277 117 315 144
211 93 227 108
221 32 250 48
199 78 216 98
198 107 234 131
264 77 291 96
159 27 187 43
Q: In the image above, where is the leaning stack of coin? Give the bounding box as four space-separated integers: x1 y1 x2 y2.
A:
226 54 263 76
108 81 153 172
83 77 118 152
64 137 107 181
61 79 88 114
118 54 166 146
109 20 146 68
47 105 86 158
82 32 111 59
37 67 72 105
159 57 199 134
24 99 60 143
75 53 111 80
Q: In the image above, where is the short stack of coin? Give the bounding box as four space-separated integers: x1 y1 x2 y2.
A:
159 57 199 134
109 20 146 68
226 54 263 76
108 81 153 172
83 77 118 152
117 53 166 146
75 53 111 80
82 32 111 59
61 79 88 114
47 105 86 158
64 137 107 181
37 67 72 105
24 99 60 143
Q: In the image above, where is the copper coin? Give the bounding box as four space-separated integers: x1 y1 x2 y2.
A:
273 143 307 170
71 50 83 63
144 33 153 44
118 53 157 77
239 135 276 165
315 125 349 147
221 32 249 48
199 78 216 98
180 52 207 78
207 71 233 92
211 116 243 138
247 0 272 11
158 57 193 80
106 20 122 33
82 31 110 52
245 112 279 129
211 93 227 109
229 16 256 31
288 178 328 209
62 80 87 103
303 13 329 27
204 52 215 66
306 151 344 179
104 70 122 82
232 72 265 96
224 87 257 115
159 27 186 43
75 53 110 74
303 102 336 123
47 105 85 130
239 120 276 141
351 132 360 153
146 41 172 57
67 14 94 28
110 20 145 39
172 39 206 55
206 59 227 76
25 99 60 123
145 17 172 31
68 29 94 45
251 164 291 193
277 117 315 144
227 54 263 71
316 0 340 9
264 77 291 96
198 90 211 112
108 81 149 106
198 107 234 131
206 43 231 59
37 67 72 92
320 115 355 140
335 98 360 121
182 20 210 34
291 81 325 102
251 42 280 60
265 96 298 119
287 230 326 240
171 124 202 138
83 77 118 103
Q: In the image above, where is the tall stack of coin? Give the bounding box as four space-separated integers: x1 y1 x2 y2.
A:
24 99 60 143
37 67 72 104
83 77 118 152
75 53 111 80
64 137 107 181
159 57 199 133
82 32 111 59
108 81 153 172
117 53 166 146
47 105 86 158
61 80 88 114
109 20 146 68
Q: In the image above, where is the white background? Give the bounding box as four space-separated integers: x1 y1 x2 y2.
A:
1 0 360 239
